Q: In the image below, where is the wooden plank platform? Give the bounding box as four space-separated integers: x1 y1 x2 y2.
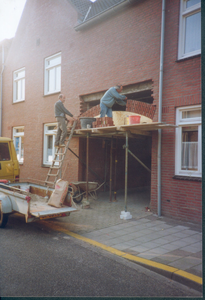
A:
69 122 176 138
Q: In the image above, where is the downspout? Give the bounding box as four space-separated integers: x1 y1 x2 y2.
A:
0 44 4 137
158 0 166 216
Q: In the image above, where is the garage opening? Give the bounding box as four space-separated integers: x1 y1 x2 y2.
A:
77 81 153 204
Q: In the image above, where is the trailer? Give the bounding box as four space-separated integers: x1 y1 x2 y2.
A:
0 182 77 228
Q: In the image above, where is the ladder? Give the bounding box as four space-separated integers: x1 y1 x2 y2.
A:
44 120 77 189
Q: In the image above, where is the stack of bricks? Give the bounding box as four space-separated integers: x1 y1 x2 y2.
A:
126 100 156 120
80 104 101 118
92 117 114 128
75 119 81 129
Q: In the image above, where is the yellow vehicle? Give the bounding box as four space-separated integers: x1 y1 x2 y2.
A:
0 137 20 182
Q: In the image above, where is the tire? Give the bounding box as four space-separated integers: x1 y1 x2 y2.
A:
0 209 9 228
73 190 83 204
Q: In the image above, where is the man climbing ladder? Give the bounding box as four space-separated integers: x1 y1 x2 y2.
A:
45 120 77 188
54 94 77 147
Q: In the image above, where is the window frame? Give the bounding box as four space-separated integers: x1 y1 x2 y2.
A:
13 126 24 164
44 52 61 96
13 68 25 103
175 105 201 177
43 123 58 166
178 0 201 60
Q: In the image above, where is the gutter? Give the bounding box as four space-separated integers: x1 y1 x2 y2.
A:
74 0 133 31
157 0 166 216
0 44 4 137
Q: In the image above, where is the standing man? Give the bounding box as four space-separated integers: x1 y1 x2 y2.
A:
54 94 76 147
100 85 127 118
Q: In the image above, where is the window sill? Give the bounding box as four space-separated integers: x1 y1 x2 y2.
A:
44 91 61 97
13 100 25 104
42 164 51 168
176 53 201 63
173 175 201 182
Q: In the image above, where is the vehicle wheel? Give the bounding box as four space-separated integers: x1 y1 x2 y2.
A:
0 209 9 228
73 190 83 204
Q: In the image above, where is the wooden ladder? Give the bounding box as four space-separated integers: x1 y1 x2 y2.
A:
44 120 77 189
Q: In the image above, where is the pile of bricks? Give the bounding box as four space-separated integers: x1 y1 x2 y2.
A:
80 104 101 118
126 100 156 120
92 117 114 128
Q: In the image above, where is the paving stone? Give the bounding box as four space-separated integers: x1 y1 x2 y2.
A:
186 264 202 277
156 234 179 242
140 241 161 250
154 238 175 245
181 229 199 235
130 245 150 252
190 251 202 259
126 231 148 238
171 232 193 238
169 240 192 248
174 225 189 230
137 251 160 260
134 235 156 243
168 249 192 257
180 237 202 244
121 240 142 247
161 243 181 251
169 256 202 270
180 245 202 253
162 227 183 234
113 243 130 250
152 254 183 264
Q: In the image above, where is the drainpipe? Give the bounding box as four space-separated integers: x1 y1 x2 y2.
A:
0 44 4 137
158 0 166 216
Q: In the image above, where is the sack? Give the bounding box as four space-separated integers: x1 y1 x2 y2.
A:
48 179 69 208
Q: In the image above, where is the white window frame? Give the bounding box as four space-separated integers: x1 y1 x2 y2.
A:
13 126 24 164
44 52 61 95
178 0 201 60
13 68 25 103
175 105 201 177
43 123 58 165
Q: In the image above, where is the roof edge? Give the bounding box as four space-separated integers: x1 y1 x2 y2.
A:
74 0 132 31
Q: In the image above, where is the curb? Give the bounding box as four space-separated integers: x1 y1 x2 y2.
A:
42 221 203 292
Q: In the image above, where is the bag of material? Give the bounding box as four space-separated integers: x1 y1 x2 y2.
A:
48 179 69 208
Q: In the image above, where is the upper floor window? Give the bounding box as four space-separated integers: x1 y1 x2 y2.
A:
43 123 58 165
13 68 25 103
13 127 24 163
44 53 61 95
178 0 201 59
175 105 201 177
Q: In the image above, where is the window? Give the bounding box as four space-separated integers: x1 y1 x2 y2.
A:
175 105 201 177
178 0 201 59
43 123 58 165
13 127 24 163
13 68 25 103
44 53 61 95
0 143 10 161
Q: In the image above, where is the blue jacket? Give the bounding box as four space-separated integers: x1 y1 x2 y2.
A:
100 87 126 108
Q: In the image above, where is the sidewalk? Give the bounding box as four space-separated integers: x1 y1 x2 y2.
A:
45 188 203 291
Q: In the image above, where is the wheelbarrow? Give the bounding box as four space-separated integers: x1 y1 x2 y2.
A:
70 181 99 204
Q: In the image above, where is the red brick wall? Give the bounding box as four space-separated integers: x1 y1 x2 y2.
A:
150 0 202 223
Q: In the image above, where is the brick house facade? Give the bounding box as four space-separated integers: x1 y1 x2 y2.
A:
0 0 201 223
